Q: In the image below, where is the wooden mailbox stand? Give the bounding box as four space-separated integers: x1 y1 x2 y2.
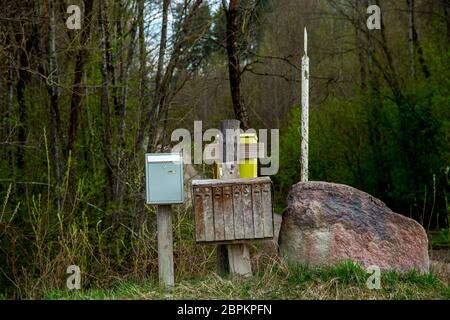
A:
192 177 274 276
192 120 274 277
157 204 174 287
145 153 184 288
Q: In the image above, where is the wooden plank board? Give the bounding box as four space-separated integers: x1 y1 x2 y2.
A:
223 186 234 240
192 176 271 187
193 187 205 242
192 181 274 242
242 184 254 238
203 187 214 241
213 186 225 241
262 183 274 238
232 185 245 239
252 184 264 238
197 238 270 245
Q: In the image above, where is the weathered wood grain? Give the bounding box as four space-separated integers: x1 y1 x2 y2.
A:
193 187 205 242
252 184 264 238
227 243 252 277
262 183 274 237
157 204 174 287
213 186 225 241
223 186 234 240
192 176 271 187
192 179 274 242
242 184 254 239
203 187 214 241
232 184 245 239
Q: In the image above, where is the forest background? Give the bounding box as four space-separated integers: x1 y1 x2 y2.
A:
0 0 449 298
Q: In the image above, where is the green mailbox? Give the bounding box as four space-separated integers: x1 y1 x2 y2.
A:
145 153 184 204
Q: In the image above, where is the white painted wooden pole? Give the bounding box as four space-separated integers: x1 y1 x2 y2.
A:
157 204 174 287
301 27 309 183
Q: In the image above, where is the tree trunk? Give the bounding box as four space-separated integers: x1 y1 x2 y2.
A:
15 26 36 170
137 0 147 153
48 0 62 211
99 0 115 207
67 0 95 155
115 1 138 205
365 0 389 201
66 0 94 206
16 46 30 170
132 0 151 155
103 1 120 117
146 0 170 153
223 0 250 130
407 0 430 79
445 0 450 46
355 26 367 90
131 0 152 240
6 44 15 177
407 0 416 78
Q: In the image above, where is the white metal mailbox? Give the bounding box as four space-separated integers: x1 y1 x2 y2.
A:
145 153 184 204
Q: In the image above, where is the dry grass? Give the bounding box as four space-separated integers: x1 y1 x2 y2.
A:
2 184 449 300
430 260 450 284
42 260 450 300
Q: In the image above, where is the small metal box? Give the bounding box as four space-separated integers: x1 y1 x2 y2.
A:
145 153 184 204
191 176 274 243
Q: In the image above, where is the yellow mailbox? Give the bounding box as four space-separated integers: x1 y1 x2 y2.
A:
239 133 258 178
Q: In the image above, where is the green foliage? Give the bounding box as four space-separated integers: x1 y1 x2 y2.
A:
286 261 368 286
431 229 450 248
1 0 449 300
275 49 450 228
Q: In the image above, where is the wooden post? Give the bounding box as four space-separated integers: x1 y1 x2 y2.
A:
301 27 309 183
227 243 251 276
217 119 252 277
157 204 174 287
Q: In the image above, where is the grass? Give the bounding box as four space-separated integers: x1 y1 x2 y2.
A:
42 261 449 300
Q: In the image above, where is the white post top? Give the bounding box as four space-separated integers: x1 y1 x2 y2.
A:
304 27 308 56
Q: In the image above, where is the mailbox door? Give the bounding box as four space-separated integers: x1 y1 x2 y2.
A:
147 161 183 204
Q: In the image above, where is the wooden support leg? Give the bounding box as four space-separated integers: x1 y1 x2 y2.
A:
157 204 174 287
227 244 252 277
216 244 229 276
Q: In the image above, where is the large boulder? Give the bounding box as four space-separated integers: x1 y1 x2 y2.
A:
278 181 429 273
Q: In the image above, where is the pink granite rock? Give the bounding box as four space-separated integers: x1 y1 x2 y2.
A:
278 181 429 273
